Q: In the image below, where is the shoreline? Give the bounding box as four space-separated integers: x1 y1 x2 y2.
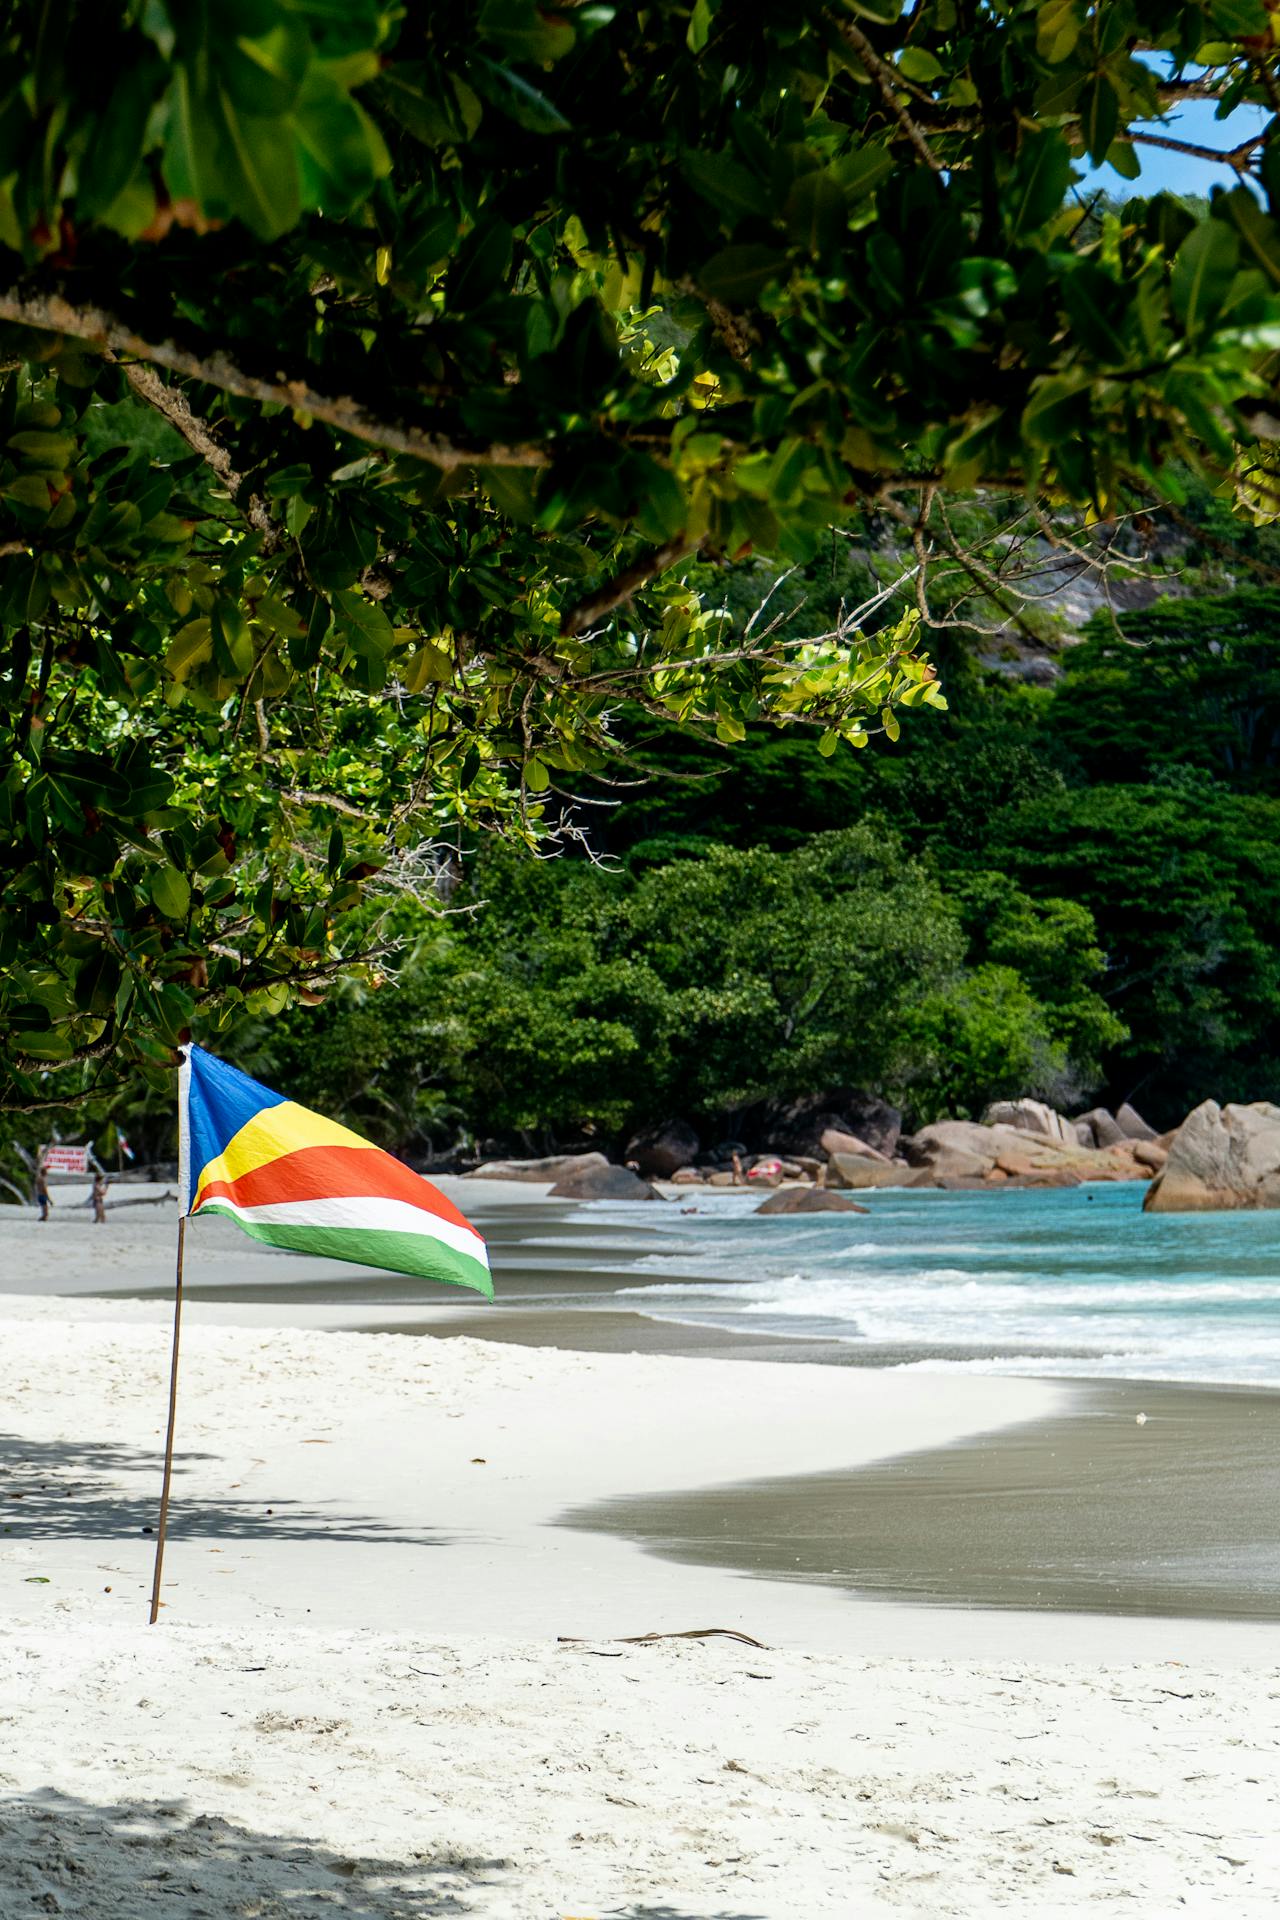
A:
5 1197 1280 1913
2 1282 1279 1661
4 1185 1280 1645
0 1288 1061 1649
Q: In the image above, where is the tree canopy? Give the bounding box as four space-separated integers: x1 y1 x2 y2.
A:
3 0 1280 1108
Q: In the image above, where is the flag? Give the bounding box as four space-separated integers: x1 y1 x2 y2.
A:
177 1044 491 1297
117 1131 136 1163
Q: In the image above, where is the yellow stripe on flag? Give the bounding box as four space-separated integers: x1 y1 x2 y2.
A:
193 1100 372 1206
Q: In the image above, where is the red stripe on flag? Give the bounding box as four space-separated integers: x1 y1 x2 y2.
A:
196 1143 482 1238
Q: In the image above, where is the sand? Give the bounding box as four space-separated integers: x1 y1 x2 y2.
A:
2 1192 1280 1915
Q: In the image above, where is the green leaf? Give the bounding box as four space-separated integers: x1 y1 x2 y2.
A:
1035 0 1081 63
294 65 390 213
335 588 396 656
1171 221 1240 338
687 0 717 53
687 0 717 50
150 865 190 920
166 619 214 681
830 143 895 205
1082 76 1119 166
1061 264 1129 363
699 244 788 303
1205 0 1268 32
1105 138 1142 183
214 85 301 238
843 0 903 21
77 48 165 219
401 640 455 690
1022 374 1088 446
896 48 943 83
1219 186 1280 288
1007 129 1071 241
470 57 571 135
785 171 846 253
478 0 575 63
684 150 763 222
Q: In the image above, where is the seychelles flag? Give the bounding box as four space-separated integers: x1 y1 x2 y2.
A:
177 1044 491 1297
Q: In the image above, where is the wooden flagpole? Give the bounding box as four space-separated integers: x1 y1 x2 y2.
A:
148 1214 186 1623
150 1043 192 1624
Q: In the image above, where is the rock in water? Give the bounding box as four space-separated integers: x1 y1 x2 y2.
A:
466 1152 608 1182
1115 1101 1158 1142
755 1187 869 1215
549 1162 661 1201
624 1118 700 1178
1143 1100 1280 1212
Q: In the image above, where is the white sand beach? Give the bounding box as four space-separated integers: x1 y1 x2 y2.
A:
2 1191 1279 1916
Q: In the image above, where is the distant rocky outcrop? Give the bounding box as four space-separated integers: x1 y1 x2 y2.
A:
466 1152 608 1183
819 1127 890 1163
1075 1107 1126 1148
981 1099 1077 1145
755 1187 869 1216
826 1155 918 1190
549 1162 661 1201
624 1119 699 1178
1115 1102 1158 1142
900 1118 1151 1189
1143 1101 1280 1212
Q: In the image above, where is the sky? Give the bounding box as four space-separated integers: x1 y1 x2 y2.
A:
1078 85 1271 202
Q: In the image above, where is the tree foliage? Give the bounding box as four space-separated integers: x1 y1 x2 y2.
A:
1053 587 1280 786
247 827 1121 1150
2 0 1280 1106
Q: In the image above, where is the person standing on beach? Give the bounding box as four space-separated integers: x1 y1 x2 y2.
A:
91 1169 109 1225
34 1159 52 1222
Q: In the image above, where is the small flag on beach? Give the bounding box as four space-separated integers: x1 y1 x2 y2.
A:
177 1044 491 1298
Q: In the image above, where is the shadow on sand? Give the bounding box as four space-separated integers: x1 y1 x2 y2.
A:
0 1788 509 1917
0 1791 768 1919
0 1432 452 1548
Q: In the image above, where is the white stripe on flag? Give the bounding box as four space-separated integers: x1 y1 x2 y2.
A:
195 1191 490 1266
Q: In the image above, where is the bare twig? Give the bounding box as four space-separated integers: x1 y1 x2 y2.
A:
830 13 944 173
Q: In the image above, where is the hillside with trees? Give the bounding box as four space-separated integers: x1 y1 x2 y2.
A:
3 1 1280 1166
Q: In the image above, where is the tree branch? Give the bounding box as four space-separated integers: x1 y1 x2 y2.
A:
0 289 550 472
1119 129 1266 170
10 1022 118 1079
114 357 277 539
560 537 695 636
830 13 944 173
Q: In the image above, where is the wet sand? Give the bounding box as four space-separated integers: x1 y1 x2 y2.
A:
7 1182 1280 1624
565 1376 1280 1620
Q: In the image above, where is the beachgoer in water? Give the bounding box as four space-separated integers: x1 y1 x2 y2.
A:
91 1170 109 1225
35 1161 52 1222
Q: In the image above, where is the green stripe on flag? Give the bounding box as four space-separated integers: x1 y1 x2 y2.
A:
198 1205 493 1298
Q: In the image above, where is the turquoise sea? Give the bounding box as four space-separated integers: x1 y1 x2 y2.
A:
586 1182 1280 1385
